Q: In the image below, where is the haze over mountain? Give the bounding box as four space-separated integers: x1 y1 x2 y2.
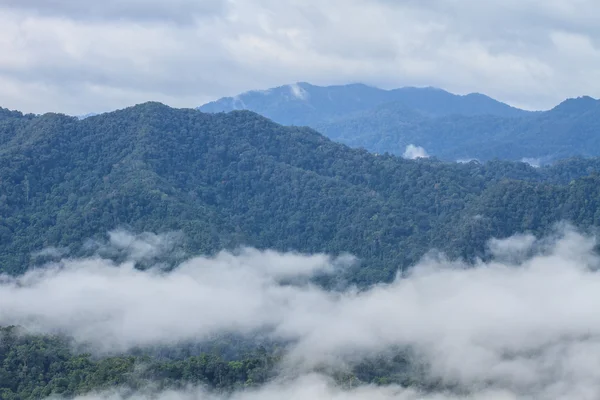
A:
200 83 600 163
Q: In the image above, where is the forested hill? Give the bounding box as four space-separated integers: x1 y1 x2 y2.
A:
200 83 600 163
1 103 600 284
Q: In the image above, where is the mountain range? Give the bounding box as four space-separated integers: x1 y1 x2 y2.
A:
199 83 600 163
1 102 600 284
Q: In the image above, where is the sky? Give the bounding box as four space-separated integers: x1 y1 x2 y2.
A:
0 0 600 114
4 226 600 398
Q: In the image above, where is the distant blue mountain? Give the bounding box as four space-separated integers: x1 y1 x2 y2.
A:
199 82 530 125
200 83 600 163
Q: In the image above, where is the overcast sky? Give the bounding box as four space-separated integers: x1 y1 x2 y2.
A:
1 0 599 115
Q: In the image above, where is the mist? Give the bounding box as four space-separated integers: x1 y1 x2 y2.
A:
403 144 429 159
3 225 600 398
64 374 515 400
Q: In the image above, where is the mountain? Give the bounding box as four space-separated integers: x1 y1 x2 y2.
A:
200 83 600 163
323 95 600 162
1 103 600 284
548 96 599 116
199 82 529 125
315 99 600 162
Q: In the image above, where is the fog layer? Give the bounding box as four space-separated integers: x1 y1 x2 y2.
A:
1 225 599 398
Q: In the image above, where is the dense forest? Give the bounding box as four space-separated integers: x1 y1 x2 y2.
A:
2 103 600 284
0 326 278 399
2 103 600 399
200 82 600 162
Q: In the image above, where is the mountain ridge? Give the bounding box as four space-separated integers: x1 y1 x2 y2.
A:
200 82 531 123
199 83 600 163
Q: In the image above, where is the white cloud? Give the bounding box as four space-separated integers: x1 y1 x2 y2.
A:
0 0 600 114
521 157 542 167
4 226 600 398
106 229 184 261
289 83 308 100
402 144 429 159
31 246 70 259
488 233 537 263
0 246 352 352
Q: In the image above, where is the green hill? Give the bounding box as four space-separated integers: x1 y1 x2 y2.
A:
1 103 600 284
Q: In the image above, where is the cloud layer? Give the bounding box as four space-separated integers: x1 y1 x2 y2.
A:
2 226 600 398
1 0 600 114
0 246 350 352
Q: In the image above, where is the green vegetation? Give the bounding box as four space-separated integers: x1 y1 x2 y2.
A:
0 326 278 399
1 103 600 285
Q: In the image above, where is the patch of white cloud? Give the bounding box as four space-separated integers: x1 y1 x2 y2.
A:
521 157 542 167
31 246 70 259
230 95 248 110
402 144 429 159
109 230 183 260
456 158 480 164
82 229 185 263
488 233 537 264
289 83 308 100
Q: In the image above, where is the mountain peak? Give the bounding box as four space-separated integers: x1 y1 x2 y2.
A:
0 107 26 119
463 92 492 99
550 96 598 115
130 101 171 109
